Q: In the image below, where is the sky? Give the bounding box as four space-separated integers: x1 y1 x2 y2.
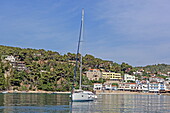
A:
0 0 170 66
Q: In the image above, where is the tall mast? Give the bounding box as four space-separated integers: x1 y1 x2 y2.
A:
79 9 84 90
72 9 84 91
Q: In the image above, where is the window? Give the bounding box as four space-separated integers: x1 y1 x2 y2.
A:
93 75 98 77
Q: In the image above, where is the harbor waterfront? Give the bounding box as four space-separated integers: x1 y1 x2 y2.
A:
0 93 170 113
1 90 170 95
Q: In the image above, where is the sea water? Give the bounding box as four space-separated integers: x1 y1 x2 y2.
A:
0 93 170 113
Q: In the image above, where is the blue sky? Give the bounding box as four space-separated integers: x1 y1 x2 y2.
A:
0 0 170 66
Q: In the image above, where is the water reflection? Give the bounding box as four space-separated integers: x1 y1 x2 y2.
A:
0 93 70 113
71 94 170 113
0 93 170 113
1 93 69 106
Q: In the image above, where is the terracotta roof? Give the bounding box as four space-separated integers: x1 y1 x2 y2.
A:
89 69 100 70
150 82 158 84
126 83 136 84
93 83 102 85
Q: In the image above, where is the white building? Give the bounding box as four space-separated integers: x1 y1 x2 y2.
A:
166 78 170 84
137 84 149 92
141 84 149 91
148 82 166 92
5 55 16 62
167 72 170 75
158 82 167 91
93 83 102 90
149 77 165 83
104 84 112 90
133 71 143 76
118 83 137 91
124 74 135 82
118 81 169 92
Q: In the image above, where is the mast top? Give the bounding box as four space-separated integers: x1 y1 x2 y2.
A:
82 9 84 21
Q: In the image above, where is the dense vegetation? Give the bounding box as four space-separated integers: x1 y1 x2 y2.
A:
0 45 119 91
0 45 169 91
137 64 170 74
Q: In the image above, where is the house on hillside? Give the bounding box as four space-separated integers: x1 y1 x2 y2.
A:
141 76 149 80
16 61 26 71
102 72 122 81
124 74 135 82
5 55 16 62
149 77 165 83
85 69 102 81
133 71 143 76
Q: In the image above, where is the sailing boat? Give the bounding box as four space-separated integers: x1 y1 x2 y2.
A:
71 9 97 102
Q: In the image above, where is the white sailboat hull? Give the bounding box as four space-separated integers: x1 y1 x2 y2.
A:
71 91 97 102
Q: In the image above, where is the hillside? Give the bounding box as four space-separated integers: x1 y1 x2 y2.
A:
0 45 169 91
0 45 116 91
136 64 170 74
